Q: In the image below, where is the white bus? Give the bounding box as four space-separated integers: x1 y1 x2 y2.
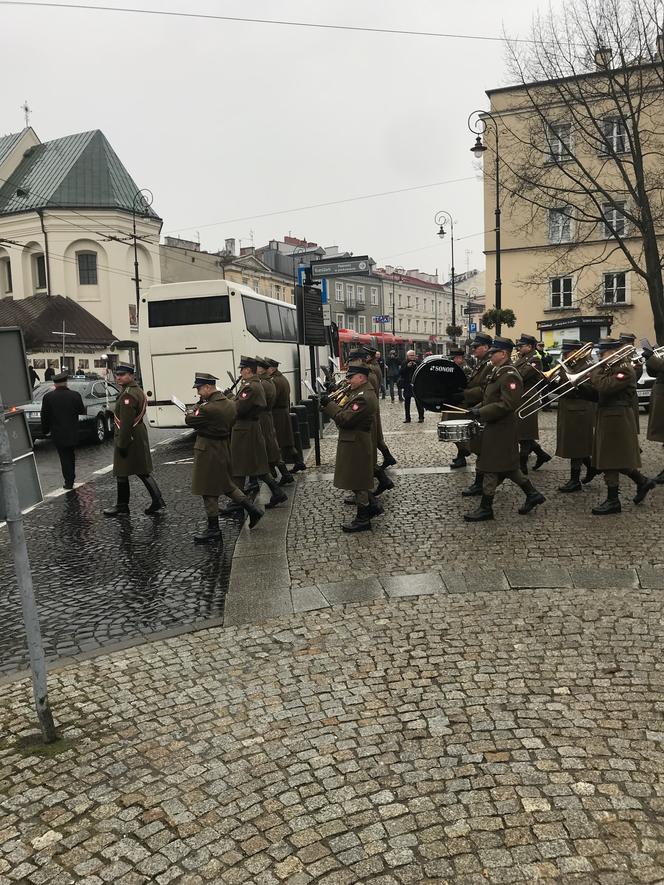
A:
139 280 312 428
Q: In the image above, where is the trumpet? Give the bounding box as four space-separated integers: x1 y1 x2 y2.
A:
518 342 594 413
518 344 636 419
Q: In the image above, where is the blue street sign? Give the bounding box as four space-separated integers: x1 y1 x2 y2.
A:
372 315 391 324
469 322 477 333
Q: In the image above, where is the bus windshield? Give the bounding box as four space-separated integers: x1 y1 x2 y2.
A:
148 294 231 328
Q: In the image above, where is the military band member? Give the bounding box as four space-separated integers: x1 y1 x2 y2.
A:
184 373 263 543
642 344 664 483
229 356 287 510
255 357 294 485
458 332 493 490
587 338 655 514
448 347 472 470
554 339 597 492
365 348 397 470
104 363 165 517
264 357 306 475
618 331 642 433
464 337 545 522
514 333 552 473
320 365 381 533
347 349 394 498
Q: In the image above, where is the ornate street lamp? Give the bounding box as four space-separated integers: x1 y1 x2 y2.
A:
434 210 456 351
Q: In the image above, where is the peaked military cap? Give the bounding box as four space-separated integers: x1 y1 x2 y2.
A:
347 349 368 361
254 356 270 369
115 362 135 374
470 332 492 347
193 372 218 388
52 372 69 383
346 365 370 377
560 338 582 352
596 337 623 351
488 335 515 354
238 355 258 369
264 357 280 368
449 348 465 357
515 333 538 347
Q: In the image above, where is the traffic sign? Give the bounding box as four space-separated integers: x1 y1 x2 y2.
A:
469 322 478 333
372 315 391 324
310 255 372 278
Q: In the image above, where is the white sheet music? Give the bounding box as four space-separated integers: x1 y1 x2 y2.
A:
170 394 187 413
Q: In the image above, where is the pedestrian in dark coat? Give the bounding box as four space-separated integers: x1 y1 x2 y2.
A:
40 372 85 489
386 350 402 402
399 350 424 422
44 366 55 382
644 348 664 483
514 333 552 473
103 363 165 517
28 365 39 387
464 337 545 522
184 372 263 543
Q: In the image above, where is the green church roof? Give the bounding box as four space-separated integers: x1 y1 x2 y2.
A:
0 129 160 219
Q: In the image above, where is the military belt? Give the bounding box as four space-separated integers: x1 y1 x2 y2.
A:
197 432 229 440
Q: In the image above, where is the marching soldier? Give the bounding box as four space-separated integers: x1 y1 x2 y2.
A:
642 343 664 483
450 347 472 380
365 348 397 470
514 333 552 473
229 356 287 510
320 364 381 532
184 373 263 543
255 357 294 485
619 331 642 433
588 338 655 514
264 357 306 475
348 349 394 498
104 363 165 517
464 337 545 522
457 332 493 491
554 340 597 492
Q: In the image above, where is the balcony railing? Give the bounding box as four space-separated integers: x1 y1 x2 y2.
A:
345 295 365 312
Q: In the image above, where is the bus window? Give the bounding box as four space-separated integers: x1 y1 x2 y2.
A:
243 295 271 340
280 307 297 342
266 303 284 340
148 295 230 327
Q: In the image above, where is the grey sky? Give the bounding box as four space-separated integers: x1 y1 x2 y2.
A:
1 0 560 278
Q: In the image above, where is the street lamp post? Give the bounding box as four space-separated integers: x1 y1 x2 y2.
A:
391 266 404 341
435 211 456 353
468 110 501 335
131 188 154 321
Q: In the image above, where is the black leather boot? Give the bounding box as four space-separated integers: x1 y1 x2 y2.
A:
277 462 295 485
194 516 221 543
380 450 397 469
592 485 621 515
140 475 166 515
241 497 264 528
518 480 545 514
367 493 384 518
373 468 394 496
463 494 494 522
519 454 529 475
450 453 467 469
344 494 356 505
558 463 582 493
342 506 372 533
263 475 288 509
103 481 130 517
461 471 483 497
532 445 552 470
633 475 656 504
291 460 306 473
582 458 600 484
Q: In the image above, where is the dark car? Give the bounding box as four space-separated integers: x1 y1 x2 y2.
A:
23 377 120 444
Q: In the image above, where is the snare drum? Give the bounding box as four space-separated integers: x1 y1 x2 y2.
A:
437 419 482 442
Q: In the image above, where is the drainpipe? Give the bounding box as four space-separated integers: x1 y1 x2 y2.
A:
36 210 52 296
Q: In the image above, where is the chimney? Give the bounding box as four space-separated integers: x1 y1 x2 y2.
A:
225 238 236 256
594 44 613 69
657 32 664 58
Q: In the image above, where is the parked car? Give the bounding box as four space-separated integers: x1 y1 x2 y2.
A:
22 377 120 444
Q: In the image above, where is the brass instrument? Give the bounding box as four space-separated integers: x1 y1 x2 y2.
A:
518 342 594 413
518 344 636 419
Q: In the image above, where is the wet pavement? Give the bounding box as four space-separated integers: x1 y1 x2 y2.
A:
0 434 243 676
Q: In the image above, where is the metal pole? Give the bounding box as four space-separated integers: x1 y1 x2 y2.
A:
132 206 140 317
309 344 321 466
494 135 502 336
450 219 456 343
0 402 57 743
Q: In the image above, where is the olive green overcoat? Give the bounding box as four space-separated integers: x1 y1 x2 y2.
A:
646 354 664 442
555 363 595 459
258 376 282 465
590 361 641 470
112 380 153 477
462 356 493 456
230 376 269 476
513 354 541 441
184 390 236 495
271 370 295 450
323 382 378 491
476 365 522 474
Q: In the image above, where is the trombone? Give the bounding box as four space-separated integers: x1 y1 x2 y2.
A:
518 344 636 419
518 342 594 413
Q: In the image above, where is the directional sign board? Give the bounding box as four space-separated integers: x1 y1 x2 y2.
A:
372 315 391 324
310 255 371 279
0 327 32 408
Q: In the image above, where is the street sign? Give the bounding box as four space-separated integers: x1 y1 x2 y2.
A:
322 303 331 326
0 328 32 408
469 322 477 333
310 255 372 279
463 305 484 315
372 315 391 324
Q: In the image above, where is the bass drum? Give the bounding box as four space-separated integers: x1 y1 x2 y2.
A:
412 356 468 412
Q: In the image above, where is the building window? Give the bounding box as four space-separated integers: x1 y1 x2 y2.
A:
415 319 420 332
547 122 572 162
415 297 419 310
356 285 365 303
601 118 628 154
548 208 573 244
603 272 627 304
346 315 356 332
370 286 378 305
32 253 47 291
407 318 412 332
346 284 354 297
358 315 366 333
335 282 343 302
335 312 345 328
550 276 573 308
0 257 12 294
602 201 627 238
77 251 98 285
398 294 403 308
407 295 412 308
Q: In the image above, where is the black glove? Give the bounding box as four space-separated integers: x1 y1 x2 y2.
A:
118 447 129 458
642 347 654 361
468 406 481 419
324 381 334 392
319 393 330 407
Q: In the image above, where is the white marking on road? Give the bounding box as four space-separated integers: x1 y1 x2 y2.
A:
93 465 114 476
163 458 194 465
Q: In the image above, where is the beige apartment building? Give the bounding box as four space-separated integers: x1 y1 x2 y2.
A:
482 54 663 346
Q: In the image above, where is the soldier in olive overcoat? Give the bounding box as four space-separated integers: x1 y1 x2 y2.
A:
619 331 642 433
513 333 552 473
184 372 263 543
464 337 545 523
321 365 380 533
554 339 596 492
256 357 295 485
265 358 305 473
365 349 397 472
458 333 494 495
644 346 664 483
230 356 287 509
587 339 656 514
103 363 165 517
348 350 394 498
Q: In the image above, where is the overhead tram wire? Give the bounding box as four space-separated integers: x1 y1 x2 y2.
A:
0 2 545 45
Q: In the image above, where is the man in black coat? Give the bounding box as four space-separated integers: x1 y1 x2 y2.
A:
399 350 424 422
40 373 86 489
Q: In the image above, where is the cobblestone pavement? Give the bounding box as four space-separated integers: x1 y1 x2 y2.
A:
287 403 664 587
0 433 247 675
1 588 663 884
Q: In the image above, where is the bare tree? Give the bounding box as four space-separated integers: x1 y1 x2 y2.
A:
499 0 664 342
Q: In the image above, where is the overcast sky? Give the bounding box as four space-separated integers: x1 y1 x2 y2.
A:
1 0 562 279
